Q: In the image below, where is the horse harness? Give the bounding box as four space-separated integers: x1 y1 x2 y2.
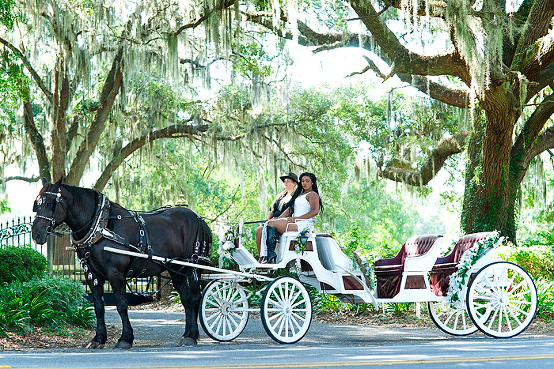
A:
68 191 210 286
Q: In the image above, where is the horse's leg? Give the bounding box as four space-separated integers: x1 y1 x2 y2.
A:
173 272 201 346
110 275 134 349
86 278 108 349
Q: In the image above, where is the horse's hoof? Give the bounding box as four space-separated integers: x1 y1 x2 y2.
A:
178 337 197 346
113 341 132 350
85 341 104 349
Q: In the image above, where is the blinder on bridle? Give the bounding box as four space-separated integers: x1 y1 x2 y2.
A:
33 186 65 236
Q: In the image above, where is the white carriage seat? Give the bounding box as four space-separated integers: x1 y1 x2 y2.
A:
314 234 353 272
230 245 258 267
277 231 302 263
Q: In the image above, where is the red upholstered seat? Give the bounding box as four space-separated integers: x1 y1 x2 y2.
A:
374 234 442 298
429 232 491 296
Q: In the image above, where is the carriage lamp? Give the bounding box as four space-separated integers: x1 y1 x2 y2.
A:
298 231 309 247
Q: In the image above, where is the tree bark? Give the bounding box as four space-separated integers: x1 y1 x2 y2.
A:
51 58 71 183
462 84 519 240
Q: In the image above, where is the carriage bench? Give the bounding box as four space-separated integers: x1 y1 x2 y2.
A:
429 231 494 296
374 234 443 298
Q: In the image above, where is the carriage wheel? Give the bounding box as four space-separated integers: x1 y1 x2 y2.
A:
200 280 249 342
261 276 312 344
428 300 477 336
466 261 537 338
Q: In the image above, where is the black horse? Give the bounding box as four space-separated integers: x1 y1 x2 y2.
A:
31 178 212 349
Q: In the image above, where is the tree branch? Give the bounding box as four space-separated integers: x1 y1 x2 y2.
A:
173 0 236 37
94 122 209 190
3 176 40 183
378 131 471 185
397 73 470 108
66 45 125 185
349 0 470 82
511 92 554 183
383 0 447 18
511 0 554 80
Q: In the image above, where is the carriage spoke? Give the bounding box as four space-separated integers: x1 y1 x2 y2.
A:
443 310 456 325
291 311 306 324
205 310 222 322
210 313 223 332
291 297 306 309
487 308 500 329
505 305 522 326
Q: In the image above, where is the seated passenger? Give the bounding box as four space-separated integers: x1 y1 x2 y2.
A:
259 172 324 264
256 172 299 262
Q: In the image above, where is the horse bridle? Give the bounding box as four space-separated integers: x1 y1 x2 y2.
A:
33 186 66 235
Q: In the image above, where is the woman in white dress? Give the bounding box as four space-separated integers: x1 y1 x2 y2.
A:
260 172 324 263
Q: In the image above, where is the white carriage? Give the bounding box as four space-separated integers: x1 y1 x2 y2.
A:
198 227 538 344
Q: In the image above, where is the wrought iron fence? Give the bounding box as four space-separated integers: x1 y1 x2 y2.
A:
0 216 33 247
0 216 160 304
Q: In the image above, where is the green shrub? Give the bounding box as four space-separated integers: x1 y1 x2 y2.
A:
501 245 554 281
0 274 94 334
0 246 48 284
534 278 554 320
20 275 94 328
0 283 58 334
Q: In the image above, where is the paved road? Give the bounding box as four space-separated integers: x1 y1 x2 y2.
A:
1 308 553 368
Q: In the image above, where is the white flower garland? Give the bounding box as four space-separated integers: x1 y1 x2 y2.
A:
218 223 239 267
448 231 501 304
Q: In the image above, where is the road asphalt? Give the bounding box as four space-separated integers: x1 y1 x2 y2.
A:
103 307 541 349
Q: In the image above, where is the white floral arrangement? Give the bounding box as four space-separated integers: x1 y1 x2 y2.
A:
218 222 240 267
448 231 501 304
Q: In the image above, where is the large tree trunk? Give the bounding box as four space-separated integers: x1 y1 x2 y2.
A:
461 87 519 241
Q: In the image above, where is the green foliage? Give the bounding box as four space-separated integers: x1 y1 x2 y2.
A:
501 245 554 281
0 0 19 29
233 42 277 79
534 278 554 320
0 246 48 285
384 302 414 316
0 274 94 336
0 50 26 115
0 283 58 334
22 274 93 326
0 197 10 214
311 292 345 313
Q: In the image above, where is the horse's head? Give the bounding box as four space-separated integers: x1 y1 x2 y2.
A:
32 177 67 244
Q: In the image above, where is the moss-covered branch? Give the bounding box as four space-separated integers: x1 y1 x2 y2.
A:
378 131 471 185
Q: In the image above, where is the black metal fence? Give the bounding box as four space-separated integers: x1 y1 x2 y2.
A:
0 216 34 247
0 216 160 304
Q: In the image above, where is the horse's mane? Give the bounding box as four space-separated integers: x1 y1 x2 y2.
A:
49 182 178 214
59 183 98 202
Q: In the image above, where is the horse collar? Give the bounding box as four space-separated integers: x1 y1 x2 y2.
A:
71 193 110 249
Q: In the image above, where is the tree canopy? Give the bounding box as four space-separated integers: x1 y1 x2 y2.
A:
1 0 553 241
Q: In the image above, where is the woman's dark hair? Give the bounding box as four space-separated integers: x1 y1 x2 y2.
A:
290 172 324 214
